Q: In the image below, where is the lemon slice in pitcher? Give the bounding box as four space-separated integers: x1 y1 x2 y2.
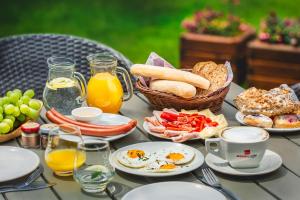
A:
47 77 76 90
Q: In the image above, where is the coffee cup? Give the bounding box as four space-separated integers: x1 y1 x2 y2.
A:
205 126 269 168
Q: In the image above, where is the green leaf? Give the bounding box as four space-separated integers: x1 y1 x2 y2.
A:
91 171 102 179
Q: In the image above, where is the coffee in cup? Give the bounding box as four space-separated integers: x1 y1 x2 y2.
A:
205 126 269 168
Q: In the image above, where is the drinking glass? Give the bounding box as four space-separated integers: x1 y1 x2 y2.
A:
73 140 115 193
45 124 86 176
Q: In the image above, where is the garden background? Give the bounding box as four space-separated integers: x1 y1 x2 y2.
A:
1 0 299 66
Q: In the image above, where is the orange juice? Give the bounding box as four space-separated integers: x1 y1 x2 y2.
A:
87 72 123 113
45 149 86 175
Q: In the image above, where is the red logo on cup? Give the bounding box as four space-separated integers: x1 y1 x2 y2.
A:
244 149 251 155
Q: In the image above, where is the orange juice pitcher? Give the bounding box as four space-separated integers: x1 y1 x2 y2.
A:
86 53 133 113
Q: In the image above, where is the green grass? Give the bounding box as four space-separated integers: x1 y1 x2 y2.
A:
1 0 299 66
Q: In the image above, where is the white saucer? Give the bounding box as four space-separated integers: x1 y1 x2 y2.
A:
205 150 282 176
122 181 226 200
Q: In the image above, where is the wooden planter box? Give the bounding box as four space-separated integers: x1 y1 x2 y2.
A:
247 39 300 89
180 29 255 84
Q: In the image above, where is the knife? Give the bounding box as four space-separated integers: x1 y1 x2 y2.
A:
0 181 56 193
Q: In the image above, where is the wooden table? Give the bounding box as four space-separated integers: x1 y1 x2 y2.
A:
1 83 300 200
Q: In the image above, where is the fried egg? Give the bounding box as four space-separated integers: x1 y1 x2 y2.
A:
117 149 152 168
144 160 178 173
159 147 195 165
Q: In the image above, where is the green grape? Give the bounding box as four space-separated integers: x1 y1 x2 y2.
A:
2 97 10 105
6 91 13 97
5 115 15 123
0 98 4 106
24 89 35 98
0 107 3 114
13 120 21 129
16 99 23 107
0 122 10 134
26 107 39 120
0 114 3 122
8 92 19 104
20 104 30 114
20 96 30 105
4 104 15 115
13 89 22 99
17 114 26 122
28 99 41 110
3 119 13 129
12 106 20 117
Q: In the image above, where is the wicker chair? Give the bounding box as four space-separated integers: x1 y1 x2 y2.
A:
0 34 135 99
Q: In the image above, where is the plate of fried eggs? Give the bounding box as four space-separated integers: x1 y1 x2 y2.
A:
109 142 204 177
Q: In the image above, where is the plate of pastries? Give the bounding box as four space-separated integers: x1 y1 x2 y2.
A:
235 84 300 132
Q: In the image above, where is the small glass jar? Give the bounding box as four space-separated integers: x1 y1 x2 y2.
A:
21 122 40 148
39 124 59 149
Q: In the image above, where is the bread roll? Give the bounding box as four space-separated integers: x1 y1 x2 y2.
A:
131 64 210 90
150 80 196 99
243 114 273 128
273 114 300 128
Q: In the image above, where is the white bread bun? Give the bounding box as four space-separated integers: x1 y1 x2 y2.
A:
274 115 300 128
150 80 196 99
243 114 273 128
131 64 210 90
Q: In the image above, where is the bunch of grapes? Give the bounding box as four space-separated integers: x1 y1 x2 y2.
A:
0 89 41 135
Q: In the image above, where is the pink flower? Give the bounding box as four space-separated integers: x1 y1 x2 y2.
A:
259 32 270 41
182 20 197 32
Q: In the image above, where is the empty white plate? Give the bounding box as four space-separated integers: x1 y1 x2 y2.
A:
0 146 40 182
109 142 204 177
205 149 282 176
122 181 226 200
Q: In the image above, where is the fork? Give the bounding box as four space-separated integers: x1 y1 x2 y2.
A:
201 168 240 200
0 165 44 189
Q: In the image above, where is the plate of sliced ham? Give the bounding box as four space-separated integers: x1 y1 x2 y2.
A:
143 108 228 142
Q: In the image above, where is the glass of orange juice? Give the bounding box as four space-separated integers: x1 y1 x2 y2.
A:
86 53 133 113
45 124 86 176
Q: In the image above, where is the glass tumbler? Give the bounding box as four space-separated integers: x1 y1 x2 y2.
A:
73 140 115 193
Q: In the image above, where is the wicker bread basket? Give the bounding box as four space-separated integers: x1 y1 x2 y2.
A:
136 80 230 113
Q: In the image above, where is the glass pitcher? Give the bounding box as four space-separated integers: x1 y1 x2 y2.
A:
86 53 133 113
43 56 87 115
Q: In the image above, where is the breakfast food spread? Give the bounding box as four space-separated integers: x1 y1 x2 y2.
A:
235 84 300 129
116 147 195 173
145 108 228 142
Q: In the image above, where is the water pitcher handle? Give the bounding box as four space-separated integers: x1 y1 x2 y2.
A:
116 67 133 101
74 72 87 103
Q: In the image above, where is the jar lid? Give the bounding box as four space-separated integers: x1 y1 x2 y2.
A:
39 124 59 135
21 122 40 134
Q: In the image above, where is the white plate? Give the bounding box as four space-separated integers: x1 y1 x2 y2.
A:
143 122 201 141
109 142 204 177
122 181 226 200
0 146 40 182
235 111 300 133
48 113 135 142
205 149 282 176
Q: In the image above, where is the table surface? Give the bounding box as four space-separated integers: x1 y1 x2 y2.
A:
1 82 300 200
